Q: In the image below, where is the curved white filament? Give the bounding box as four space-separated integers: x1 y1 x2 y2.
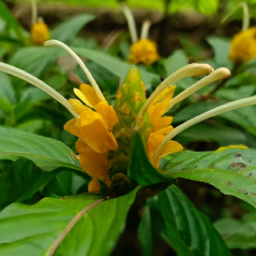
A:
242 2 249 31
154 95 256 162
0 62 78 118
120 3 138 43
141 20 151 39
134 63 214 130
31 0 37 24
44 40 105 102
167 68 231 110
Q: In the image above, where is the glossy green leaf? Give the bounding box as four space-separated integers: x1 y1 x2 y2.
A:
51 14 94 43
164 148 256 207
0 126 81 171
72 47 159 88
207 36 232 69
0 158 58 210
157 185 232 256
0 188 139 256
128 133 173 186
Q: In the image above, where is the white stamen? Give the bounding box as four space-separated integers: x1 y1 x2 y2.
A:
155 95 256 162
0 62 78 118
167 68 231 110
141 20 151 39
44 40 105 102
31 0 37 25
120 3 138 43
242 2 249 31
134 63 214 130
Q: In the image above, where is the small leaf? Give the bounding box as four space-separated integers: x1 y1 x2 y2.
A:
157 185 232 256
207 36 233 69
0 71 16 104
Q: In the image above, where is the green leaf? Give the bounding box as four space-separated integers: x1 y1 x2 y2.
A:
0 188 139 256
0 71 16 104
164 148 256 208
138 206 152 256
0 158 58 210
163 49 195 90
8 47 61 77
128 133 173 186
51 14 94 43
207 36 233 69
72 47 159 88
0 1 25 42
157 185 232 256
214 216 256 250
0 126 81 172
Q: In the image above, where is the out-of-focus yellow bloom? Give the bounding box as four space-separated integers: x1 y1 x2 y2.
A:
216 145 248 153
229 27 256 64
129 39 159 66
31 20 49 45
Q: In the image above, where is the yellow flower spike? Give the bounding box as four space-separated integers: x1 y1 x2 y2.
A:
31 19 49 45
129 39 159 66
88 178 101 193
216 145 248 153
229 27 256 64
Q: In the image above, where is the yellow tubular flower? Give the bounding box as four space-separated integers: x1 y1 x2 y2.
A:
129 39 159 66
216 145 248 153
88 178 101 193
31 20 49 45
229 27 256 64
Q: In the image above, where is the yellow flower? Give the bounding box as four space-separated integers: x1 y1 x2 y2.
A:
129 39 159 66
31 20 50 45
229 27 256 64
216 145 248 153
88 178 101 193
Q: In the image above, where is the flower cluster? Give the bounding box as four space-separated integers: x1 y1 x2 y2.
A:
121 4 159 66
3 39 256 196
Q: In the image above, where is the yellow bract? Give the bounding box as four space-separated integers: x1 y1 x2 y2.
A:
229 27 256 64
143 86 183 168
216 145 248 153
31 21 49 45
129 39 159 66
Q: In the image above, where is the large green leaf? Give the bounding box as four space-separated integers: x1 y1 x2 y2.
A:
0 158 59 210
0 188 139 256
51 14 94 43
128 133 173 186
72 47 159 88
0 126 81 171
157 185 232 256
164 148 256 207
